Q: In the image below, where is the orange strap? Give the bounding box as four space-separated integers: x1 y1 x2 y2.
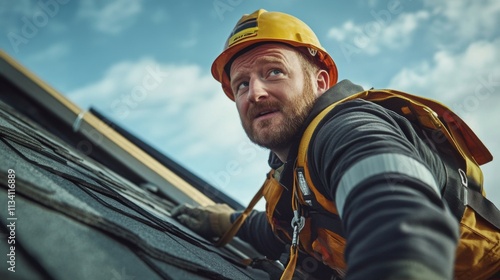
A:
280 245 299 280
297 100 342 214
215 171 273 247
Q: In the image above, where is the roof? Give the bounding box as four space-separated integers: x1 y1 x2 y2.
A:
0 50 282 280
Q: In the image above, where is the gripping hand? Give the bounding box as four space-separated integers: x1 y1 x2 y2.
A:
171 203 234 238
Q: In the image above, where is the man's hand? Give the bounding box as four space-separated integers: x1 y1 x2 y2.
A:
171 203 234 238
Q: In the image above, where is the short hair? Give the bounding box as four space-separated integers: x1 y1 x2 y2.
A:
296 47 322 78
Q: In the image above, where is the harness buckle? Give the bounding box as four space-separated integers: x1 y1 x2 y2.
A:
458 168 469 206
458 168 468 187
296 168 313 206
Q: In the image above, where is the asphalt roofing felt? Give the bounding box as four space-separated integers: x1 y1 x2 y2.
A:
0 99 271 280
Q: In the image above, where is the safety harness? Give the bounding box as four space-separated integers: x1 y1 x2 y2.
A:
218 87 500 280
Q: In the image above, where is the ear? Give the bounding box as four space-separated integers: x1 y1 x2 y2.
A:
315 69 330 97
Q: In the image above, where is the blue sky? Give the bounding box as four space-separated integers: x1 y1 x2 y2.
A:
1 0 499 209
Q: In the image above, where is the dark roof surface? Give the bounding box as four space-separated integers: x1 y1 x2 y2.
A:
0 99 270 279
88 107 244 210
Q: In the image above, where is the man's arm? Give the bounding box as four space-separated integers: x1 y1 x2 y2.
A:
231 210 285 260
311 99 459 279
172 204 285 260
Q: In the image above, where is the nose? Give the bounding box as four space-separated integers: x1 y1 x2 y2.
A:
247 78 268 102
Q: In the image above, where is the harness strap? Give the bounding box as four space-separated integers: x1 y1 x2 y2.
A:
442 158 468 222
466 185 500 230
297 101 341 214
280 245 299 280
215 170 273 247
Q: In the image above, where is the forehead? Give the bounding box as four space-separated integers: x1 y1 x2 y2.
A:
229 43 301 76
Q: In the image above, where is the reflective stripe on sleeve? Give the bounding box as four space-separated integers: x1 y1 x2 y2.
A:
335 153 441 217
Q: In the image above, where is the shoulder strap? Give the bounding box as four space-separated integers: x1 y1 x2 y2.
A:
304 79 364 127
296 98 347 214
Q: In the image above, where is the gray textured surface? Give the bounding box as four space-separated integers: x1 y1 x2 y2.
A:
0 100 269 280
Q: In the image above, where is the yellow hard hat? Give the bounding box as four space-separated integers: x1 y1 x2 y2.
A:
211 9 338 101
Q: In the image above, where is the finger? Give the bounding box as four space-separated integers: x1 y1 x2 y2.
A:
170 204 193 218
177 214 202 231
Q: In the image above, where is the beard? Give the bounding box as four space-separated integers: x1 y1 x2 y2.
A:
241 80 317 151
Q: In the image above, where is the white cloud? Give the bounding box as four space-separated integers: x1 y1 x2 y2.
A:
28 42 70 62
78 0 143 34
424 0 500 42
380 11 429 48
389 39 500 104
328 11 429 56
328 2 500 62
328 21 361 42
388 38 500 206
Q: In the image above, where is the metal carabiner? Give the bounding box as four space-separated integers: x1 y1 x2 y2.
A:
290 210 305 248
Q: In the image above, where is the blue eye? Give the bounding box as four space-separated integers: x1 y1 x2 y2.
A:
234 81 249 96
269 69 282 76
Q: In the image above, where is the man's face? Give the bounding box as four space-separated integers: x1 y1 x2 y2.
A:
230 43 318 151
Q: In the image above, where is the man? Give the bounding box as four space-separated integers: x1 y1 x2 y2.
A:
173 9 500 280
